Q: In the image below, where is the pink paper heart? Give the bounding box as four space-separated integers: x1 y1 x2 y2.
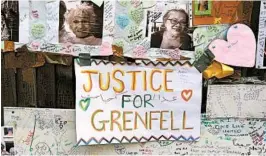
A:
209 24 256 67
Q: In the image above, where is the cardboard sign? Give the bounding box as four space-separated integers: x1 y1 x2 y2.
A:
75 60 202 145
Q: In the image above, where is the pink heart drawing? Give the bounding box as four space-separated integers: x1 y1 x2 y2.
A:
208 24 256 67
30 41 40 50
133 45 146 58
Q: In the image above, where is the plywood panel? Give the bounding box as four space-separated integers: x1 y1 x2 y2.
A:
36 63 56 108
1 53 17 125
55 64 74 109
16 68 37 107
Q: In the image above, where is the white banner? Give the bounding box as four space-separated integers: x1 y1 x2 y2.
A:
75 60 202 145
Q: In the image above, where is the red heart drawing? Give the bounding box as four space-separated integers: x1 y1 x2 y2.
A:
181 89 193 102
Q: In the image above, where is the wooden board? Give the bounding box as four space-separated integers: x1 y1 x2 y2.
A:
36 63 56 108
55 64 74 109
1 53 17 125
16 68 37 107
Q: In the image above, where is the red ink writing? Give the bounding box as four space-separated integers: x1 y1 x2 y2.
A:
22 130 34 145
32 10 39 18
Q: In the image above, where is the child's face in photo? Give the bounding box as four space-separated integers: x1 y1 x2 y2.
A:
8 130 12 135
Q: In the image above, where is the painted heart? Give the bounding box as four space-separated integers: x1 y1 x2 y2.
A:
116 14 130 29
209 24 256 67
117 0 129 7
79 98 90 111
128 7 144 25
133 45 146 58
31 23 46 38
181 90 193 102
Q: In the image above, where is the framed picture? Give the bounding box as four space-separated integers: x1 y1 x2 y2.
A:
3 127 13 138
194 0 212 16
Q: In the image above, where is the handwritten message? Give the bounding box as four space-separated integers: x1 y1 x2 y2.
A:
4 108 266 155
17 0 114 56
193 25 229 61
31 23 46 38
101 0 115 52
19 1 30 43
13 42 101 56
75 59 202 145
256 1 266 69
29 1 46 43
113 0 192 59
207 85 266 118
45 0 59 43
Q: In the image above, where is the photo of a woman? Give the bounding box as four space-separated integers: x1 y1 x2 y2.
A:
150 9 193 51
59 0 103 45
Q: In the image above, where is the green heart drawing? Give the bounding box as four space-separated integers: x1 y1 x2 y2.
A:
128 7 144 25
79 98 90 111
117 0 129 7
31 23 46 38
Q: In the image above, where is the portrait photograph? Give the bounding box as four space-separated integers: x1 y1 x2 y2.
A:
148 6 194 52
3 141 15 155
1 0 19 41
194 0 212 16
3 127 13 138
59 0 104 45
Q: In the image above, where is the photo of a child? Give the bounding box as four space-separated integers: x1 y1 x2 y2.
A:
3 128 13 137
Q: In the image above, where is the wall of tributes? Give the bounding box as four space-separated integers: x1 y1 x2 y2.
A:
1 0 266 155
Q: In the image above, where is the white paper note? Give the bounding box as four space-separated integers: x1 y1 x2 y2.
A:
207 84 266 118
19 1 30 43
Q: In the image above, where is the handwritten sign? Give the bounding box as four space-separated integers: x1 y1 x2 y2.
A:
75 60 202 145
4 108 266 155
45 0 59 43
19 1 30 43
207 85 266 118
256 0 266 69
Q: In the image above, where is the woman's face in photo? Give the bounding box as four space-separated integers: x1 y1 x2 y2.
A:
164 11 187 36
71 16 91 38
